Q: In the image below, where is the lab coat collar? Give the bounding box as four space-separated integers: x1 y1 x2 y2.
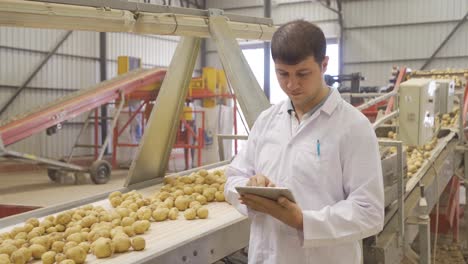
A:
280 88 341 116
321 88 341 116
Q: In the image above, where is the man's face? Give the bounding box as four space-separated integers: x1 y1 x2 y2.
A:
274 56 329 108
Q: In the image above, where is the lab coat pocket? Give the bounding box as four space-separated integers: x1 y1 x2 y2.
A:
291 145 329 188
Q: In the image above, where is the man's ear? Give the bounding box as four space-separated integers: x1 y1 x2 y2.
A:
321 56 329 73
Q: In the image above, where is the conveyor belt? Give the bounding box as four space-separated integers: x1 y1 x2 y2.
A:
0 68 166 146
0 162 249 264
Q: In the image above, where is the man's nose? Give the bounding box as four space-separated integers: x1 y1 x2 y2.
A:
287 76 298 90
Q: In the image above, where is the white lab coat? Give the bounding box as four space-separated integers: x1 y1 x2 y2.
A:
224 89 384 264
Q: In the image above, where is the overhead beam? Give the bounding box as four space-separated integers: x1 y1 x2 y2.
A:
0 0 275 40
126 37 201 186
34 0 273 25
209 13 270 129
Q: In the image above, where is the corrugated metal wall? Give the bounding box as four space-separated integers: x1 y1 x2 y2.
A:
342 0 468 87
0 28 99 158
206 0 467 87
205 0 338 68
0 0 201 159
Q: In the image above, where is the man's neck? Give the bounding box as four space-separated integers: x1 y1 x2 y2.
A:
294 84 329 120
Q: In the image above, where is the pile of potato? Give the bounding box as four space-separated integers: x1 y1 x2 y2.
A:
0 168 226 264
385 131 439 178
440 111 459 128
0 205 147 264
149 168 226 221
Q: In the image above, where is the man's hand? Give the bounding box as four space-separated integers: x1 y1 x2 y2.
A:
239 194 303 230
246 174 276 187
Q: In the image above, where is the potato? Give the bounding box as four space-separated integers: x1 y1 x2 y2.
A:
78 242 90 254
111 219 121 227
184 208 196 220
128 203 139 212
0 233 11 240
81 215 98 228
10 240 25 249
195 195 207 205
65 246 86 264
0 254 10 264
54 214 71 226
131 237 146 251
132 220 150 235
174 196 189 211
197 207 209 219
66 233 82 244
88 229 110 242
109 197 122 208
64 226 81 238
135 199 146 208
168 208 179 220
215 191 225 202
41 251 56 264
21 224 33 234
163 197 174 208
31 227 45 236
189 201 201 210
112 235 131 253
62 242 78 255
158 191 171 201
59 260 75 264
30 236 49 249
198 169 208 177
116 208 131 218
51 241 65 253
194 177 205 184
10 249 26 264
92 238 114 258
137 207 152 221
13 232 26 241
123 226 135 237
119 216 133 227
30 244 46 259
120 200 132 208
173 190 184 198
183 186 194 195
110 227 124 238
193 185 204 194
202 189 215 202
17 248 31 262
25 218 40 228
108 191 122 199
54 253 66 263
55 224 66 232
46 227 57 234
152 208 169 222
414 160 422 168
10 227 25 238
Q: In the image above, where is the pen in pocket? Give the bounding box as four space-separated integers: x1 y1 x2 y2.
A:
316 139 321 157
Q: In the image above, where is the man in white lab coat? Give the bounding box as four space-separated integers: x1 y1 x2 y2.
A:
224 20 385 263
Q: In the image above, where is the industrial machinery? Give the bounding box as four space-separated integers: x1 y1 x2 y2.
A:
0 68 166 184
434 79 455 115
398 78 437 146
0 1 467 264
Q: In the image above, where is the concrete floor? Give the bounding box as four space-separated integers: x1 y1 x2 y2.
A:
0 169 128 207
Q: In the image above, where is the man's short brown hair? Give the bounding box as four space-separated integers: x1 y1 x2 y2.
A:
271 20 326 65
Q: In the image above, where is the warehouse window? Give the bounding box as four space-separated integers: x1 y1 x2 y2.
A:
241 41 340 104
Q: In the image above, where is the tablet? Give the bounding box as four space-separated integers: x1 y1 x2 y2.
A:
235 186 296 203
